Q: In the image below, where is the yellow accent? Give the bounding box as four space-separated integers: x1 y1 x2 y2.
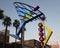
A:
43 23 53 46
41 22 53 48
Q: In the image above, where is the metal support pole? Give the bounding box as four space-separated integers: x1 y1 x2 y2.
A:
21 26 25 48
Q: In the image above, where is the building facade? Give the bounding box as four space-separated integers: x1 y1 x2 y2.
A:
0 30 9 43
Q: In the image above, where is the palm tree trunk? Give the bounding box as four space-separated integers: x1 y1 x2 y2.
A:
15 27 17 48
4 25 7 48
5 25 7 42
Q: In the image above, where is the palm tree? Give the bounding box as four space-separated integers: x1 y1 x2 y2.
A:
13 19 20 36
13 19 20 39
2 16 11 43
0 9 4 19
13 19 20 48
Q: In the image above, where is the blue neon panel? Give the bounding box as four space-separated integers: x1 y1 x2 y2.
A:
17 20 24 33
16 7 25 17
9 34 21 40
33 10 40 15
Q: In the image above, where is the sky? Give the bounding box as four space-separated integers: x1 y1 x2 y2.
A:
0 0 60 44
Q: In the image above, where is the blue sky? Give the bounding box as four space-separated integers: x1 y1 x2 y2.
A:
0 0 60 43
